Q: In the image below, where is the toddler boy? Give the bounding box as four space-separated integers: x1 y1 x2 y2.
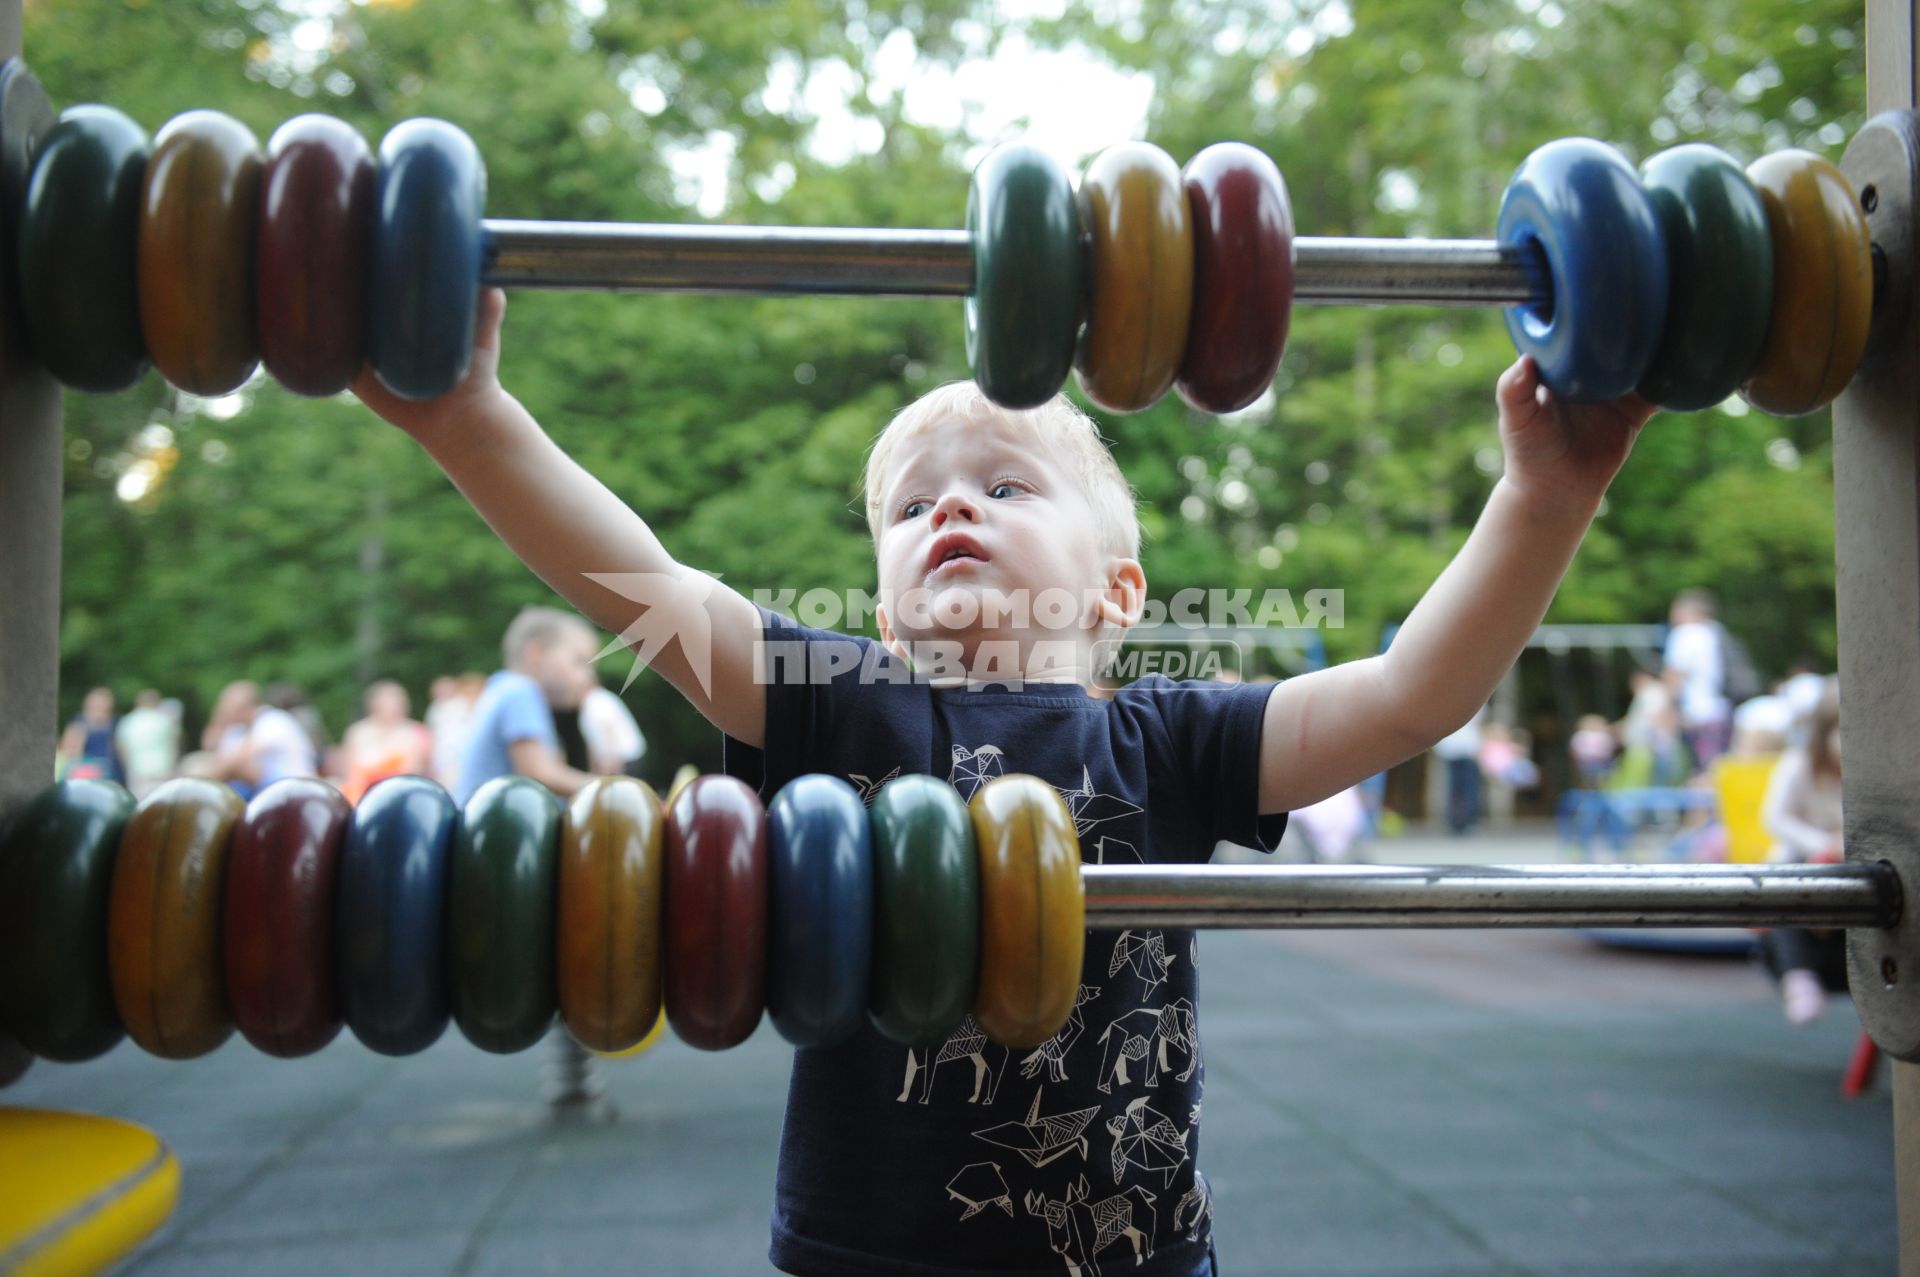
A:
355 287 1654 1274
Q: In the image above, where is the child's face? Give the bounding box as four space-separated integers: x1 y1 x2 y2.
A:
873 409 1117 657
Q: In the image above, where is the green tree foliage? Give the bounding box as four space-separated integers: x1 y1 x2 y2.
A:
30 0 1857 773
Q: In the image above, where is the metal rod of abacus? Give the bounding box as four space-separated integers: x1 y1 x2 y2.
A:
1079 860 1901 930
481 220 1548 306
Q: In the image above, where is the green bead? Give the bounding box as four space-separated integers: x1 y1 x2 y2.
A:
450 776 562 1053
1637 144 1775 411
965 143 1085 409
868 774 979 1047
19 105 150 392
0 780 134 1062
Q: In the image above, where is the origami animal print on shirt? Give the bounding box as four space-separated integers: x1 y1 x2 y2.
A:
1105 1097 1190 1188
1019 984 1100 1083
899 1014 1008 1106
949 744 1005 798
946 1162 1014 1221
1173 1171 1211 1236
972 1088 1099 1169
1095 1000 1198 1095
848 767 901 803
1060 766 1143 865
1024 1175 1157 1275
1107 931 1174 999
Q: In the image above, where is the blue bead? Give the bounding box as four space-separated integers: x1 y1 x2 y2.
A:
767 775 875 1048
336 776 457 1056
1497 138 1668 402
368 118 486 401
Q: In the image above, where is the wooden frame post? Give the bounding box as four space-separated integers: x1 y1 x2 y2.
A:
0 0 56 824
1841 3 1920 1272
0 0 55 1085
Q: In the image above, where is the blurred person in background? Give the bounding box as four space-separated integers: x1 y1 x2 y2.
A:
1777 657 1828 747
1731 682 1793 756
339 679 432 803
1432 704 1486 835
455 608 598 805
255 683 323 787
192 680 258 789
426 675 477 788
1569 714 1617 787
1478 722 1540 791
199 680 320 796
265 682 331 776
579 681 647 778
115 688 179 798
1662 589 1734 772
1758 677 1846 1025
58 686 123 784
1617 668 1685 786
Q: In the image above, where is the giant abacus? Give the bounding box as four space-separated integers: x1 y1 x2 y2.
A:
10 2 1920 1269
0 59 1883 416
0 769 1897 1066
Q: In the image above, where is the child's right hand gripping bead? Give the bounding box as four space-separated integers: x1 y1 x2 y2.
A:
351 286 511 443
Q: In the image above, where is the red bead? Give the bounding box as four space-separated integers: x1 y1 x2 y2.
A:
257 114 374 396
223 779 351 1058
663 776 768 1051
1177 143 1295 414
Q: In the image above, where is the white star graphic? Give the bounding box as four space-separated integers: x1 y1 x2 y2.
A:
582 569 722 697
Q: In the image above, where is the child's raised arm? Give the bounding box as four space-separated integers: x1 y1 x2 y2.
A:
352 289 768 748
1256 355 1656 814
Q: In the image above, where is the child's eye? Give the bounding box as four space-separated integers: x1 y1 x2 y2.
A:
900 499 931 520
988 481 1021 500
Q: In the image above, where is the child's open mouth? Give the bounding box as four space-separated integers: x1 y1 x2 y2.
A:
925 532 990 579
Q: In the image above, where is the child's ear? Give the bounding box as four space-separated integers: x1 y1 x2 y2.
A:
1094 559 1147 630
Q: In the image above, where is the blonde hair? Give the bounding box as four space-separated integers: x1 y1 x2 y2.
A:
862 382 1141 561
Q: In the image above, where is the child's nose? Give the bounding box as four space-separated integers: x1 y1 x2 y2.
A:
930 492 980 527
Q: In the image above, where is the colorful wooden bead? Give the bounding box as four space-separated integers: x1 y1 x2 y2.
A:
1177 142 1294 414
108 778 245 1059
1740 149 1874 417
1075 141 1194 413
766 775 873 1048
368 118 486 401
868 774 980 1047
1497 137 1669 401
969 773 1084 1049
450 776 562 1054
1636 145 1775 411
221 779 351 1058
965 142 1085 410
663 775 768 1051
257 114 374 397
336 776 458 1056
0 780 134 1062
18 105 149 392
137 109 263 395
557 777 665 1053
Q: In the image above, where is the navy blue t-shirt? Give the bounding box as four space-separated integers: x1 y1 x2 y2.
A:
724 608 1287 1277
